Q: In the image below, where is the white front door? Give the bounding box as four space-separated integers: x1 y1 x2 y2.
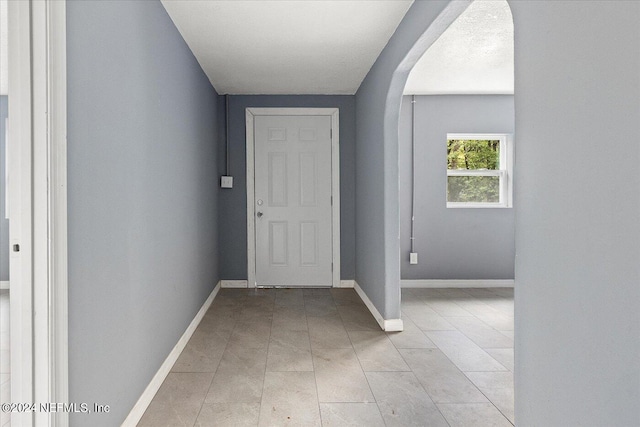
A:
253 114 333 287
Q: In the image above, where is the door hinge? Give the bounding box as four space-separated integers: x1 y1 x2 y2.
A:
330 129 333 139
331 196 333 205
331 262 333 272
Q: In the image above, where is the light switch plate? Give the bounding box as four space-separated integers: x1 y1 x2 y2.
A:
221 176 233 188
409 252 418 264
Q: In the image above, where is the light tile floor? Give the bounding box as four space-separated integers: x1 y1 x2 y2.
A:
139 287 514 426
0 290 10 427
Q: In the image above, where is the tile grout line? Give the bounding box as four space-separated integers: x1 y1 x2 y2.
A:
165 291 237 425
401 289 513 426
306 293 326 427
190 300 238 426
257 291 276 425
334 288 387 425
394 343 452 427
345 321 379 410
461 371 515 426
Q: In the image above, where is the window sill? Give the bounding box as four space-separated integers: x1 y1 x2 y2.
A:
447 202 512 209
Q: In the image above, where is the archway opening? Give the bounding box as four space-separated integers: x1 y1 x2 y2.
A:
399 1 515 285
388 0 515 423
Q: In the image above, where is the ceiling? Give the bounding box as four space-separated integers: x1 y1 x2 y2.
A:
161 0 414 95
404 0 514 95
0 0 513 98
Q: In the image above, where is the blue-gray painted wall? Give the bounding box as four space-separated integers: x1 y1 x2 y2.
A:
219 95 356 281
511 1 640 425
66 1 223 425
354 0 454 319
399 95 515 280
0 96 7 281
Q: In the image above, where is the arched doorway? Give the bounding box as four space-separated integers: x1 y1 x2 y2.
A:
379 0 515 424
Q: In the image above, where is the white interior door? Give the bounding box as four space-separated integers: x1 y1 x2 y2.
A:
253 115 333 287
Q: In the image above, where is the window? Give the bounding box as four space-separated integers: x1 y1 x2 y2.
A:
446 133 513 208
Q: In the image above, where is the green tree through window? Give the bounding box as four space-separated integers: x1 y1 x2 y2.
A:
447 139 501 203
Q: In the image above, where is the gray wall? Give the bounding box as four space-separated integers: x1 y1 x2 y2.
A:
219 95 356 281
399 95 515 280
511 1 640 425
355 0 457 319
66 1 223 425
0 96 7 281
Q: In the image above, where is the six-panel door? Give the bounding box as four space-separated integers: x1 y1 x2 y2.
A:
254 115 333 287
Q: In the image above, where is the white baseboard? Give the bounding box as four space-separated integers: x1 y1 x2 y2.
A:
122 282 221 427
221 280 248 288
336 280 355 288
223 279 355 288
383 318 404 331
353 281 403 332
0 281 8 290
401 279 514 288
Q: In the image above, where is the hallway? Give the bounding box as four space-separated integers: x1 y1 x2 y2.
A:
139 287 514 426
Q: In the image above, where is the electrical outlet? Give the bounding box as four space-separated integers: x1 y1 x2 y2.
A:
221 176 233 188
409 252 418 264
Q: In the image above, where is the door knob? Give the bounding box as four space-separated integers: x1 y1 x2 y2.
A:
257 211 263 218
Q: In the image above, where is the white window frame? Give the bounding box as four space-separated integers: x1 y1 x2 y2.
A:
446 133 513 209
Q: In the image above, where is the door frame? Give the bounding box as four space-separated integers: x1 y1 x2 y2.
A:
245 108 340 288
8 1 68 425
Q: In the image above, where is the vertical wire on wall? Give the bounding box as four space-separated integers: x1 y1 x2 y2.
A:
225 94 230 175
410 95 416 254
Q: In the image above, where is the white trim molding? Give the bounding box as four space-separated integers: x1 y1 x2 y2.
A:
222 280 355 289
336 280 355 288
245 108 340 288
122 282 221 427
221 280 248 288
46 2 69 424
8 3 35 425
9 1 68 425
0 281 8 290
401 279 515 288
383 318 405 332
353 281 403 332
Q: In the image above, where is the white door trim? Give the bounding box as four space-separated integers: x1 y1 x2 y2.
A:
8 3 35 425
246 108 340 288
9 1 68 426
